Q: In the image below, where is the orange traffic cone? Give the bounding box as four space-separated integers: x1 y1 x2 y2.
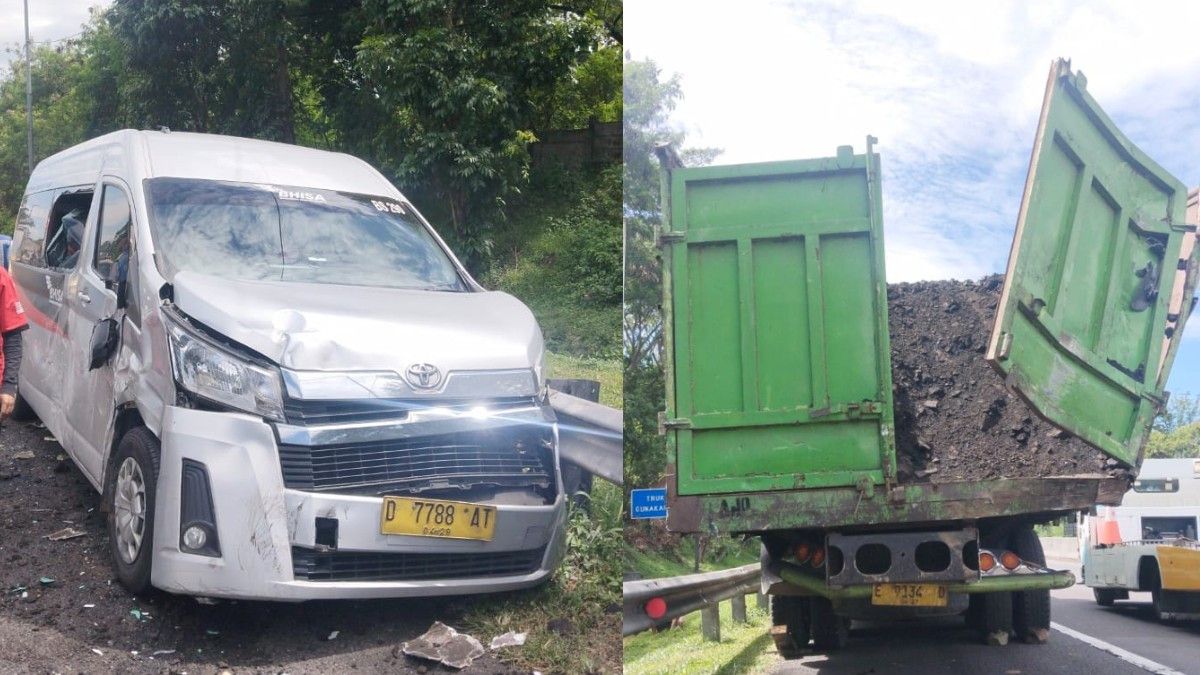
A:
1097 507 1122 546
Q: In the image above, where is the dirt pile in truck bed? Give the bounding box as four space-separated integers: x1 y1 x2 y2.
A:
888 276 1114 483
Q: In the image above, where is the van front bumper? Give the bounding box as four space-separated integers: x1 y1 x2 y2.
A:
150 405 566 601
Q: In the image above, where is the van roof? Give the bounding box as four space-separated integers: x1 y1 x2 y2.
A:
26 129 401 198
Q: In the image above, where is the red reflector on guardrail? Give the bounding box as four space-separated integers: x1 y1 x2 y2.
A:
644 596 667 620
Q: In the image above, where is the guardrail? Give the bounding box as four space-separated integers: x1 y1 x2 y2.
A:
623 563 763 640
548 389 622 485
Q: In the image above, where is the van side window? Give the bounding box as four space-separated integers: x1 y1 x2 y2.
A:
94 185 132 284
13 190 55 268
44 190 95 270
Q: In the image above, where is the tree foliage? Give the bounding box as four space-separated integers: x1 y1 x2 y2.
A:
0 0 620 276
1147 393 1200 458
622 57 718 491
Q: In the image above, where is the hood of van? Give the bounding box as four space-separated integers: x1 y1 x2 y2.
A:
169 271 545 392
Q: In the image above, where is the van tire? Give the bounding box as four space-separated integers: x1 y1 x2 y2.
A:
105 427 159 595
1011 526 1050 643
9 391 37 422
809 597 849 651
1093 588 1118 606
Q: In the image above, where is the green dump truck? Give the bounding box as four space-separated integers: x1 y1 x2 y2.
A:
657 59 1200 650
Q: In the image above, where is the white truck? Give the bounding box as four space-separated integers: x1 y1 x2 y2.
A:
1082 458 1200 620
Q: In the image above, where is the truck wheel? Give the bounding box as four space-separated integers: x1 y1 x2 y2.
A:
965 593 983 629
770 595 810 657
1151 588 1166 622
1011 526 1050 644
105 427 160 594
1093 588 1117 607
980 592 1013 646
809 597 849 651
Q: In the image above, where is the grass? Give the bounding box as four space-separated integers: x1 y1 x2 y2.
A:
463 479 624 673
546 351 622 408
623 600 779 675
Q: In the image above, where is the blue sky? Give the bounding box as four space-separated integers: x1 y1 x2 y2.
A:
627 0 1200 396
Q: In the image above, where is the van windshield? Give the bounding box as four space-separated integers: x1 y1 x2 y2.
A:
144 178 467 291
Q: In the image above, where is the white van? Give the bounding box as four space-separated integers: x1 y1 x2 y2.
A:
10 130 565 600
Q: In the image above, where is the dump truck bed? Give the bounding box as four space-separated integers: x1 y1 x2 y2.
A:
660 60 1199 535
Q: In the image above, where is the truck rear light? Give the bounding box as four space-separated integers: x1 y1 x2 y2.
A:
978 551 996 572
810 546 826 568
793 542 811 563
644 596 667 620
1000 550 1021 571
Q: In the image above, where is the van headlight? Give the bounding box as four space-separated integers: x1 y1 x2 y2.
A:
165 313 285 421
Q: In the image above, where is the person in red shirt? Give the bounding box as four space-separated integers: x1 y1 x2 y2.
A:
0 265 29 418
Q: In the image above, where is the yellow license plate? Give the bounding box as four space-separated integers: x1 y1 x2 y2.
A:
380 497 497 541
871 583 948 607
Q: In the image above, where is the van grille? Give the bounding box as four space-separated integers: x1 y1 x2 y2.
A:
282 396 537 426
290 546 546 581
278 427 554 495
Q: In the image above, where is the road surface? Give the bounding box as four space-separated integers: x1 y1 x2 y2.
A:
771 558 1200 674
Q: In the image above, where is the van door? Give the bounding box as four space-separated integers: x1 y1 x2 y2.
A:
61 181 130 481
987 59 1199 466
663 141 896 495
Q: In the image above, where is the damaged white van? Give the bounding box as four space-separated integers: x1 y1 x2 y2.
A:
10 130 565 600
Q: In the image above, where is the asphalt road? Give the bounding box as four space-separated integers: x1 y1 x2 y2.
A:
771 558 1200 675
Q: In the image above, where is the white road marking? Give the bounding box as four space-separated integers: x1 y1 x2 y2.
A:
1051 622 1184 675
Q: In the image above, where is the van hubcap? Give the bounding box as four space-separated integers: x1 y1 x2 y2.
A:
113 457 147 564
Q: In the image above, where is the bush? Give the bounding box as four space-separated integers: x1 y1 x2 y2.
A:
489 163 621 358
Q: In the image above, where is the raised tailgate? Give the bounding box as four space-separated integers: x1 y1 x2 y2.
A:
987 59 1198 466
663 141 896 495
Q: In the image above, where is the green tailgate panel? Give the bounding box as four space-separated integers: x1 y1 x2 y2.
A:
665 145 896 495
987 60 1194 466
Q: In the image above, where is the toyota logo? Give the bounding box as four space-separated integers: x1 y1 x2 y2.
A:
405 363 443 390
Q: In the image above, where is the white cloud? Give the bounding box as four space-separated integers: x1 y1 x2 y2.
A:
626 0 1200 283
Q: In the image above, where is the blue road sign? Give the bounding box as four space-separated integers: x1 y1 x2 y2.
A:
630 488 668 520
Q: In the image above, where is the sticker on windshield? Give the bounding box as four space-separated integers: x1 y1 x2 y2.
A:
276 189 327 202
370 199 408 215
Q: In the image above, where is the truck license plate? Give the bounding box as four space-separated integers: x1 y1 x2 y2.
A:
872 583 948 607
380 497 497 541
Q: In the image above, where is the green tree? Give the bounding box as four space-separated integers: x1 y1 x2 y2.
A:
1146 422 1200 458
1154 393 1200 433
622 57 718 491
354 0 594 269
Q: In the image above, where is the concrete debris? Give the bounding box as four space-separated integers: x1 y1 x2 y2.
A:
326 630 339 641
489 631 527 649
402 621 486 670
12 451 34 460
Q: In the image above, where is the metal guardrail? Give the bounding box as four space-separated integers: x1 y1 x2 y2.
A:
549 389 622 485
623 563 762 638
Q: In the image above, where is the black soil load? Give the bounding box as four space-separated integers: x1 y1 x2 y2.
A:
888 276 1113 483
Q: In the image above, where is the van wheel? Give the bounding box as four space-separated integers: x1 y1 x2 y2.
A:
1011 526 1050 643
809 597 849 651
9 391 37 422
106 427 159 594
770 595 810 657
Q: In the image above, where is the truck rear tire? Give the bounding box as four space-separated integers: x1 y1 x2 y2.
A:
1011 526 1050 643
771 596 810 657
980 592 1013 645
809 597 849 651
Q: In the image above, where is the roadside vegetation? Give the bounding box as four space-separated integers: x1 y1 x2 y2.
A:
1147 393 1200 459
624 600 777 675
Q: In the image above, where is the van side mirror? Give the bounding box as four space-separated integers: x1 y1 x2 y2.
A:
89 317 119 370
